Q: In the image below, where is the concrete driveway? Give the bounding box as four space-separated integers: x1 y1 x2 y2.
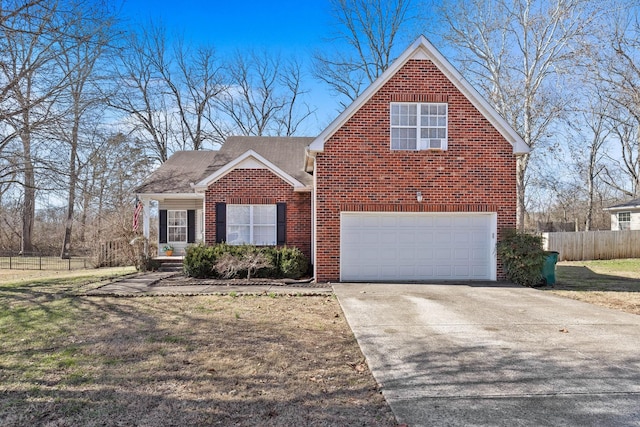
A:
333 283 640 426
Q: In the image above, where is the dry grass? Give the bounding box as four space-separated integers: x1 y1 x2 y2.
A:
0 266 136 283
547 259 640 315
0 269 395 426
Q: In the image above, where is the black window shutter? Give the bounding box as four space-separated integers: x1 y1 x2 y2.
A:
187 210 196 243
159 210 167 243
276 203 286 245
215 203 226 243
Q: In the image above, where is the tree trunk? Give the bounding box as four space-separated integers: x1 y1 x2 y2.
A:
585 157 594 232
79 178 89 243
20 131 35 254
61 115 79 259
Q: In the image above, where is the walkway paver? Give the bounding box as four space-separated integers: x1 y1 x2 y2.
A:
87 272 332 296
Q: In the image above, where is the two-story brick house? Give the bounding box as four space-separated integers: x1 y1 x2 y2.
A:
135 36 529 282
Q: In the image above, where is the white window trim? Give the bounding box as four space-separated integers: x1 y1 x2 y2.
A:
227 204 277 246
390 102 448 151
618 211 631 230
168 210 187 243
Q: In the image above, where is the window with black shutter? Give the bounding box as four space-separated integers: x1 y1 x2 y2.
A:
159 210 167 243
187 210 196 243
215 203 226 243
277 203 286 245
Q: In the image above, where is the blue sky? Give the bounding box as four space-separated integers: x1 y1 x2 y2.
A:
121 0 332 54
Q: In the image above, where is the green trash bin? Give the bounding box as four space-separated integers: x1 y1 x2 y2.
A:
542 251 559 286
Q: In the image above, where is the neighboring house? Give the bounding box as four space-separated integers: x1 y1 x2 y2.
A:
135 36 529 282
604 197 640 230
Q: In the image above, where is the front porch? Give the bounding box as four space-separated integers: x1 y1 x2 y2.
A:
136 195 205 258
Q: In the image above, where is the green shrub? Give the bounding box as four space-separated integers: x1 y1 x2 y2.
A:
496 229 546 287
183 244 216 278
278 247 308 279
183 244 309 279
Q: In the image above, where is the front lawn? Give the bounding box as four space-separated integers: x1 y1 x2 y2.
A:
0 269 394 426
548 259 640 315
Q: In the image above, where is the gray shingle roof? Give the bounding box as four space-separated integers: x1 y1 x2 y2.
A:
135 150 218 194
606 197 640 210
202 136 313 187
135 136 313 195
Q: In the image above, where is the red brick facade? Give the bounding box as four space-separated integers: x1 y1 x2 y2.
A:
204 169 312 260
314 59 517 282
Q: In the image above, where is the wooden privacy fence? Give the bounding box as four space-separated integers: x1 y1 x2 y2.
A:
542 230 640 261
98 240 134 267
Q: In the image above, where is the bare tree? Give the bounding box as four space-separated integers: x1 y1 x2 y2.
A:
163 40 227 150
433 0 600 229
111 21 227 161
76 133 152 245
313 0 413 106
109 23 173 162
0 0 71 253
594 8 640 199
566 91 611 230
216 50 313 136
603 114 640 197
54 3 118 258
0 0 59 123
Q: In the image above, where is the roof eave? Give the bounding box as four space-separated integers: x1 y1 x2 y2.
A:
136 192 203 200
293 186 313 193
604 205 640 211
193 149 308 191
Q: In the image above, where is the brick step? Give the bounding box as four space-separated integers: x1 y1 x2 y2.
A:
156 257 184 273
158 263 183 272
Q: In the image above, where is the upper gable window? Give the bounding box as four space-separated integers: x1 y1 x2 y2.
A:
391 102 448 150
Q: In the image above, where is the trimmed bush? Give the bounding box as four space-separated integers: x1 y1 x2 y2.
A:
496 229 547 287
183 244 216 278
183 244 309 280
278 247 308 279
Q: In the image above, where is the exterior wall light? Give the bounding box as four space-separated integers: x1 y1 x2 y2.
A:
416 191 423 202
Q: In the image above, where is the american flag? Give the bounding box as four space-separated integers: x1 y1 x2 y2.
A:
133 197 143 232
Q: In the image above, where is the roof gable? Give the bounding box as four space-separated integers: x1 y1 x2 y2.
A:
193 149 309 191
206 136 313 186
308 35 529 156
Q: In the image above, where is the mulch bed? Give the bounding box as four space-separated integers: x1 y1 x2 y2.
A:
154 274 330 288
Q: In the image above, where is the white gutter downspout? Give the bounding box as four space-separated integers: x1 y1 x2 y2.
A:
311 155 317 281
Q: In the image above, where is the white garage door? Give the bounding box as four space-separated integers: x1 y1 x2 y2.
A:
340 212 496 281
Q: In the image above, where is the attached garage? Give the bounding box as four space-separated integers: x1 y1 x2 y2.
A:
340 212 497 282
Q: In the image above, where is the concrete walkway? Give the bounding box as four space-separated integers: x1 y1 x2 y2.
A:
334 283 640 427
87 272 332 296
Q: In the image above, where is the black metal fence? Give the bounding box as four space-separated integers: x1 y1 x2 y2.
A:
0 253 92 271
